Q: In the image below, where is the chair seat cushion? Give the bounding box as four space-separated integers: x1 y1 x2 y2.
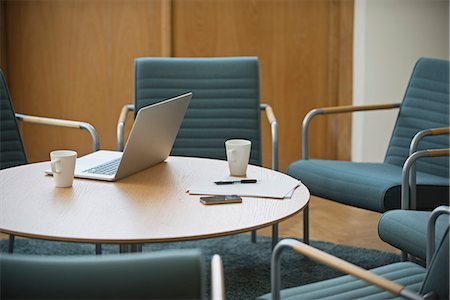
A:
378 210 449 260
257 262 425 300
287 160 449 212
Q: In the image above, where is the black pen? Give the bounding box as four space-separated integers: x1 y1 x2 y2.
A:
214 179 258 185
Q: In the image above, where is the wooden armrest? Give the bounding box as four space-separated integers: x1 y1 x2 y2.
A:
260 103 279 171
15 113 99 152
302 102 401 159
116 104 135 151
271 239 422 300
430 127 450 135
316 103 401 114
426 148 450 156
211 254 225 300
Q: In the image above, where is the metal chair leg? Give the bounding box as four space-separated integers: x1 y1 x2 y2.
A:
303 205 309 244
8 234 15 253
119 244 130 253
251 230 257 243
119 244 142 253
272 223 279 248
95 243 102 255
130 244 143 253
401 250 408 261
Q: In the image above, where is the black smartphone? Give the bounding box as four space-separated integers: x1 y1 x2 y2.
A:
200 195 242 205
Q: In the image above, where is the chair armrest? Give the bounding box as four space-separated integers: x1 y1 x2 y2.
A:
409 127 450 155
271 239 423 300
302 103 401 159
427 206 450 266
116 103 280 171
260 103 279 170
408 127 450 207
117 104 135 151
401 148 450 210
211 254 225 300
15 113 99 152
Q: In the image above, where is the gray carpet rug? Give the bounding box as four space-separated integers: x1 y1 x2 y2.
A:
0 234 400 299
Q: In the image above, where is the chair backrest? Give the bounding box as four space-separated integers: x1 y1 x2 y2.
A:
384 58 449 177
0 70 27 170
0 249 205 299
420 228 449 299
134 57 262 165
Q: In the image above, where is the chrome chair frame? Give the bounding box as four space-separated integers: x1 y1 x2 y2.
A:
15 113 99 152
211 254 226 300
270 206 449 300
301 103 449 252
425 206 450 266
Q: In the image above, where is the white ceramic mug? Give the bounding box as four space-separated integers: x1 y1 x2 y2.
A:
50 150 77 188
225 139 251 177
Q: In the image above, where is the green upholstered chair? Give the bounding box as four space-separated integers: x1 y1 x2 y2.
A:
0 69 99 253
0 249 225 300
287 58 449 248
117 57 279 246
378 205 449 264
258 206 449 300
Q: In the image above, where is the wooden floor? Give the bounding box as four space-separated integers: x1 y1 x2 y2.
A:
258 196 399 253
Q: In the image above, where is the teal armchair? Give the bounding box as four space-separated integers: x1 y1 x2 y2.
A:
0 249 225 300
378 205 449 264
258 206 449 300
0 69 99 253
287 58 449 250
117 57 279 246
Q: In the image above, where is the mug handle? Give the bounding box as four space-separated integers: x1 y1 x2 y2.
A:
51 159 62 174
227 149 236 162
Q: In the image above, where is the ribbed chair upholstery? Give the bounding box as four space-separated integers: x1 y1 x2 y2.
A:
134 57 262 165
0 71 27 170
287 58 449 244
260 262 427 299
378 206 449 261
1 249 223 299
259 207 449 300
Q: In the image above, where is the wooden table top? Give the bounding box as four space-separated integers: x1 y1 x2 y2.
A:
0 156 309 244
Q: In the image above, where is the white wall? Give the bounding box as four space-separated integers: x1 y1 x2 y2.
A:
352 0 449 162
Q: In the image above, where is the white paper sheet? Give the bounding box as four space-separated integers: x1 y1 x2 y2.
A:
187 176 301 199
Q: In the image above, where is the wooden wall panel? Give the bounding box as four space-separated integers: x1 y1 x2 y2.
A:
172 0 353 170
0 1 7 74
4 0 353 171
5 0 165 162
328 0 354 161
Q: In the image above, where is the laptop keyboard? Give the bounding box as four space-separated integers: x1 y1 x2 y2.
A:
83 158 121 175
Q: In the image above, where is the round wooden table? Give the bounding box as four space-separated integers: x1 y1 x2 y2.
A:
1 157 309 249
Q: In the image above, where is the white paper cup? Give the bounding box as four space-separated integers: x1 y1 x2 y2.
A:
50 150 77 188
225 139 251 177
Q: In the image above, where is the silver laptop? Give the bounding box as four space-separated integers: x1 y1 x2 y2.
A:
50 92 192 181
